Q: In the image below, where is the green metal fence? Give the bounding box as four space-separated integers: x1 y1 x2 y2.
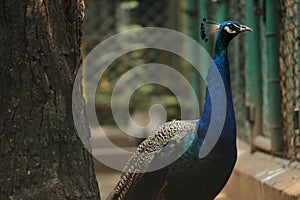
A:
244 0 300 159
82 0 300 160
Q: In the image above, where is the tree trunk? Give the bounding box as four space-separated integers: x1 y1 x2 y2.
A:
0 0 100 199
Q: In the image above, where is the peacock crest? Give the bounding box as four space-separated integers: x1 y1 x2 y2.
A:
200 18 220 42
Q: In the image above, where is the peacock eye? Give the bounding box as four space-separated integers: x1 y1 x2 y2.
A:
229 24 235 29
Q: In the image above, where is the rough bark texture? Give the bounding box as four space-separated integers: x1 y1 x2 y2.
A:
0 0 100 199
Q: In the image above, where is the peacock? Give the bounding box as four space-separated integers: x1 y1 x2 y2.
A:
107 20 252 200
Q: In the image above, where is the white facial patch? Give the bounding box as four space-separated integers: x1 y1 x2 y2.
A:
224 26 236 34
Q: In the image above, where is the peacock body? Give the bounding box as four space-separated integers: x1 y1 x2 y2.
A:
107 20 252 200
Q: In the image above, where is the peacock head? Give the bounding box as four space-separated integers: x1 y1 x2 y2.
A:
200 19 252 43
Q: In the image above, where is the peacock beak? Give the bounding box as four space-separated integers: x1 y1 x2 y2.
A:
240 25 253 32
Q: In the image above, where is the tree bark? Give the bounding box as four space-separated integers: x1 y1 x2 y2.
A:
0 0 100 199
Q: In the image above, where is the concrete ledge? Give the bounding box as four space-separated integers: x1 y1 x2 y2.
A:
223 140 300 200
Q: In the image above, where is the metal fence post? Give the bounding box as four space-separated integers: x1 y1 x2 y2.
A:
245 0 263 149
197 0 212 110
187 0 201 116
266 0 284 153
214 0 227 22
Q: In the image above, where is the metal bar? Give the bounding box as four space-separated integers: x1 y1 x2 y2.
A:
245 0 263 149
187 0 201 116
198 0 214 54
197 0 211 110
266 0 284 153
214 0 228 22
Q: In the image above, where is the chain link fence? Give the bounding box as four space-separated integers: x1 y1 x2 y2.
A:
83 0 192 126
279 0 299 160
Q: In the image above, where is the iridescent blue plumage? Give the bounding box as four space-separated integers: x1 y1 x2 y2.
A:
108 21 252 200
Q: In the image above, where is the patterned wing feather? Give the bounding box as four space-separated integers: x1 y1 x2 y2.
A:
107 120 198 200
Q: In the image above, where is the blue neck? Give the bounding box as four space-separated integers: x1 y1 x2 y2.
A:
198 41 236 142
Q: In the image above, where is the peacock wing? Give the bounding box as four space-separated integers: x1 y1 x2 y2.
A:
107 120 198 200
